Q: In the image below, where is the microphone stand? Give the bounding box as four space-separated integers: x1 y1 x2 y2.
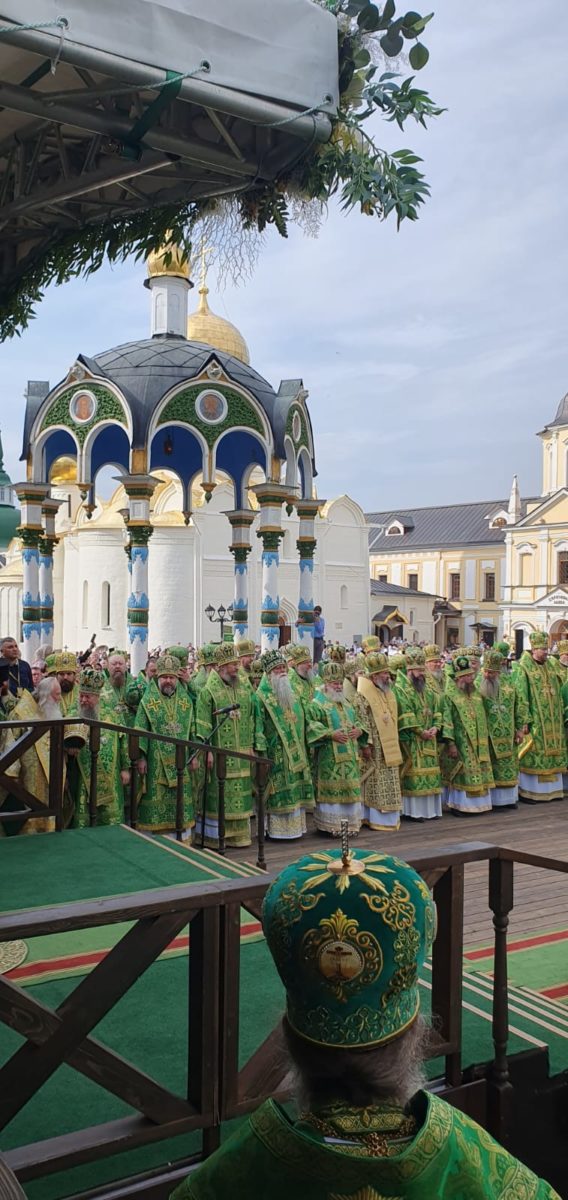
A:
194 710 233 851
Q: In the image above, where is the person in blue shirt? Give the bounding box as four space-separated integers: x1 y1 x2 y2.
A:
313 606 325 664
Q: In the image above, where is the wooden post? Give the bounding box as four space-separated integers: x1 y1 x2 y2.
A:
431 863 464 1088
175 742 186 843
488 855 514 1145
88 723 101 827
48 722 65 832
255 760 268 871
216 752 227 857
128 733 140 828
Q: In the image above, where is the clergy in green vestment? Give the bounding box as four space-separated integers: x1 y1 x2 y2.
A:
170 843 559 1200
308 661 366 835
476 649 528 809
254 650 314 839
441 653 494 814
395 647 442 821
195 642 255 848
55 650 80 716
423 643 444 699
101 652 134 727
288 643 317 707
237 638 257 691
188 643 217 702
66 668 129 828
514 631 565 803
356 652 402 830
135 654 196 834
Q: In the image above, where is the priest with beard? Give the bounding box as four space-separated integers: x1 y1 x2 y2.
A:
513 631 565 803
288 645 317 707
423 644 444 701
65 667 130 827
308 662 366 835
102 652 133 727
476 650 527 809
237 639 257 691
3 676 64 834
254 650 314 839
196 642 256 848
135 653 197 836
55 650 79 716
441 653 493 814
395 648 442 821
356 652 403 830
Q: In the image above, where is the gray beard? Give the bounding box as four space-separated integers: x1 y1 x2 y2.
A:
159 683 176 697
38 699 62 721
271 674 294 710
323 685 344 704
79 702 99 719
479 676 499 700
297 667 317 683
375 679 391 694
428 667 443 682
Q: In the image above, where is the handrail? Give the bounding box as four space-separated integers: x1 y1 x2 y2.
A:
0 716 270 764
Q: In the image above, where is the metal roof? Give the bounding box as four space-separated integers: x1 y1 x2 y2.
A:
370 578 439 599
366 499 533 552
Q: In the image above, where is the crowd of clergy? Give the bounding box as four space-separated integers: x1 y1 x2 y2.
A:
0 626 567 843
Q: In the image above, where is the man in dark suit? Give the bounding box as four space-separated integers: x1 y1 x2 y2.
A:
0 636 33 696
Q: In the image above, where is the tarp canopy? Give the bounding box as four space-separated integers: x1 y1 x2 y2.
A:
0 1 337 311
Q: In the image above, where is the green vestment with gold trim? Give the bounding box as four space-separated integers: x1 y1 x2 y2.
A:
135 683 195 832
395 674 442 797
475 673 527 789
307 689 365 831
289 667 316 707
196 669 255 847
513 653 565 779
70 695 128 828
254 675 314 836
101 677 136 728
170 1092 559 1200
441 683 493 796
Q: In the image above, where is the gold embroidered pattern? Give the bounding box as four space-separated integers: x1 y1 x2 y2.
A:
302 908 383 1002
298 850 396 897
330 1189 403 1199
360 880 416 931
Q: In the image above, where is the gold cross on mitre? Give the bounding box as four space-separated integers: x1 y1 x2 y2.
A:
327 819 365 880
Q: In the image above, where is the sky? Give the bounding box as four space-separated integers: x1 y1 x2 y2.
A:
1 0 567 512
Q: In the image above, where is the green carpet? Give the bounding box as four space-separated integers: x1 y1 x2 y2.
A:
465 928 568 1005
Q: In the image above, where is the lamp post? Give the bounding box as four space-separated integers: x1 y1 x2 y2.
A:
204 602 234 643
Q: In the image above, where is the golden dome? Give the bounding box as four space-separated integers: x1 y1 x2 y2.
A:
147 237 190 281
187 286 250 365
50 455 77 485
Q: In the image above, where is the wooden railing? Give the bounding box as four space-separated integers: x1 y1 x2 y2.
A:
0 842 566 1198
0 717 271 862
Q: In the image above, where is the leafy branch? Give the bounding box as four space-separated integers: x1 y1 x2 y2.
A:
0 0 443 339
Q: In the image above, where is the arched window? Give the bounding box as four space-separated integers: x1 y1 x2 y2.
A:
340 584 348 610
82 581 88 628
101 581 111 629
409 609 414 625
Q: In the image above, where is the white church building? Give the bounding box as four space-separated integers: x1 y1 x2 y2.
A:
0 247 370 664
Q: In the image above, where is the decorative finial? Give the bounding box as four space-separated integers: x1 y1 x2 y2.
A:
327 818 365 885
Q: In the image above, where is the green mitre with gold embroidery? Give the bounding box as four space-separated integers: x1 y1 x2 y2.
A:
262 843 436 1050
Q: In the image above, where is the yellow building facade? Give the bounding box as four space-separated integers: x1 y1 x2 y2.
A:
368 392 568 652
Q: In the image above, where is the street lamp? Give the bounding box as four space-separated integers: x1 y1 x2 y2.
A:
205 602 234 642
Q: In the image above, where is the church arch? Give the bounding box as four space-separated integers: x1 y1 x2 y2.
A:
298 447 313 499
83 422 131 483
34 428 79 483
150 426 205 515
340 584 349 610
284 436 298 490
213 429 267 509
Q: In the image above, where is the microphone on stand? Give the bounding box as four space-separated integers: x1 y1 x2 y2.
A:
213 702 241 717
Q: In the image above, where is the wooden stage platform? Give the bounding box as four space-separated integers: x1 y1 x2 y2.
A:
229 802 568 947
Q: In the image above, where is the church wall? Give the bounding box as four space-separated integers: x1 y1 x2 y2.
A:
149 528 195 648
0 582 22 640
62 529 128 651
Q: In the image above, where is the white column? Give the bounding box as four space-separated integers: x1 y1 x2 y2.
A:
296 500 323 651
251 484 290 652
123 475 157 677
225 509 255 644
15 484 49 662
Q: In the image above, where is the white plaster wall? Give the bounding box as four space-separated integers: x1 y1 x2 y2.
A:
465 559 476 601
148 528 195 647
0 584 22 639
63 529 128 650
421 560 437 594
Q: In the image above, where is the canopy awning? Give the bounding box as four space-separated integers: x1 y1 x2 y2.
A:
0 1 337 306
372 606 408 627
470 621 497 632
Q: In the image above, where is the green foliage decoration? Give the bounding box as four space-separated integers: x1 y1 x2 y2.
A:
286 404 311 452
1 3 443 340
157 384 264 449
40 384 127 448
